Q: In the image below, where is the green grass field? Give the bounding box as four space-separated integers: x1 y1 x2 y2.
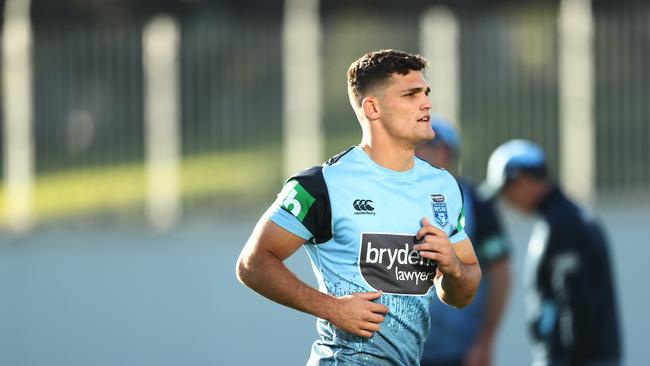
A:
0 147 282 224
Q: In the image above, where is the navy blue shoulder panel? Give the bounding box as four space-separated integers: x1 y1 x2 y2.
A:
288 147 355 244
287 167 331 244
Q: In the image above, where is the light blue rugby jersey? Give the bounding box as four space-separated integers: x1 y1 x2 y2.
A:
269 146 467 366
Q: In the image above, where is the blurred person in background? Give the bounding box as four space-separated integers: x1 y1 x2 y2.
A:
482 140 621 366
236 49 481 365
416 119 511 366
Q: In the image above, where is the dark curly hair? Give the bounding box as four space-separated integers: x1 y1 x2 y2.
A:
347 49 427 108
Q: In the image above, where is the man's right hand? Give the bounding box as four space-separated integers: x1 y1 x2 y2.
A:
327 291 389 338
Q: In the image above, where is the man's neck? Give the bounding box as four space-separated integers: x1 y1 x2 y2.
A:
359 140 415 172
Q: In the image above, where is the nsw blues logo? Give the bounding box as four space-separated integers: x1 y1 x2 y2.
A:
431 194 448 227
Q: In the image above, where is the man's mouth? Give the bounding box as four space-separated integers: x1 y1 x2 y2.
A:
418 115 430 122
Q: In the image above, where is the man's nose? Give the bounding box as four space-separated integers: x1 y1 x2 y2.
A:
421 97 432 110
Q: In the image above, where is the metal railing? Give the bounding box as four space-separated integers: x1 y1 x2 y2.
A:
0 2 648 230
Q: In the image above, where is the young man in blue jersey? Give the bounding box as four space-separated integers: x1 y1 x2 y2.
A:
416 120 511 366
483 140 621 366
236 49 481 365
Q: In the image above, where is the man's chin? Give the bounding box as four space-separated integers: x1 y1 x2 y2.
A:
414 135 435 147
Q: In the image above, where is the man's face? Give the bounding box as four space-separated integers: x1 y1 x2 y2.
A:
501 176 539 213
375 70 434 146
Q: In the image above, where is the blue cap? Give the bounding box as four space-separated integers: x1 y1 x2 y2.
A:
429 117 460 154
482 139 546 195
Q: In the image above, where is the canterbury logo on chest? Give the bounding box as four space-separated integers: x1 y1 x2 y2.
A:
353 199 375 215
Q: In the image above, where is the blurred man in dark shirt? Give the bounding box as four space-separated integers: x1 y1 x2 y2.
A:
417 119 511 366
482 140 621 366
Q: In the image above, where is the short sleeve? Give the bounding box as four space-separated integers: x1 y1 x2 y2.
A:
268 166 332 244
268 204 313 240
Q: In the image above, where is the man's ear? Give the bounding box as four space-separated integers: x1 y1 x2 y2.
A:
362 96 380 121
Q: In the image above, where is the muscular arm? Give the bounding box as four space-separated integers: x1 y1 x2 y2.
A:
414 218 481 308
236 215 333 317
235 212 388 337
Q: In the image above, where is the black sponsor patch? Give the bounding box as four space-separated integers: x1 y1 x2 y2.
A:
359 233 437 295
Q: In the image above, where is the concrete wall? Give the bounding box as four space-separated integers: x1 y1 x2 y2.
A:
1 196 648 365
